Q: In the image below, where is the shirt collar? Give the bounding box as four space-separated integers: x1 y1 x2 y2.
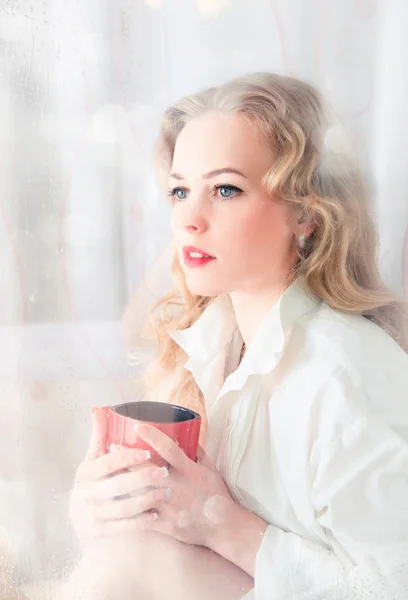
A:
169 293 238 363
169 278 320 375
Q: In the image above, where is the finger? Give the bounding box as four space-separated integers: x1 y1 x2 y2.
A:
94 464 169 500
148 516 175 538
93 486 172 521
76 448 151 486
196 446 214 468
89 511 158 539
81 447 152 482
134 424 190 472
86 407 108 459
147 504 191 537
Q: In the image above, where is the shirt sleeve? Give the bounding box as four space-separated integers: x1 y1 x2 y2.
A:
252 375 408 600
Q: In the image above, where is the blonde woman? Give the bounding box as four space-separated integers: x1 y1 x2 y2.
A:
70 73 408 599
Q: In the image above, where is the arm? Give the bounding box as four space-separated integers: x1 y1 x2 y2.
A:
211 380 408 599
208 499 268 578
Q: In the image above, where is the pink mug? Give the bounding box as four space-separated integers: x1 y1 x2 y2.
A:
102 401 201 467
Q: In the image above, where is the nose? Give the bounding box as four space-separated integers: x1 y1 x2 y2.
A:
185 220 207 234
175 200 209 235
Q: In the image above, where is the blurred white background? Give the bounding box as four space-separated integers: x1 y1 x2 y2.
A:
0 0 408 595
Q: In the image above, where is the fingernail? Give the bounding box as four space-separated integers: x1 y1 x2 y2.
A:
134 449 151 462
156 487 172 501
152 466 169 480
109 443 119 453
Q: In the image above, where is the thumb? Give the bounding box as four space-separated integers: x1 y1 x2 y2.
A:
86 407 108 458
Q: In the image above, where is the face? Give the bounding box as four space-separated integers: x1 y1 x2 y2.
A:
169 111 301 297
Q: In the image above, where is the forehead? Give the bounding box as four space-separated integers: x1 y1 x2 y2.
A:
171 111 273 178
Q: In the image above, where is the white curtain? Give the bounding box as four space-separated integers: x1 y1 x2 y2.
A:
0 0 407 595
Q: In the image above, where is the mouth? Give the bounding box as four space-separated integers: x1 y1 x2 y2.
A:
182 245 216 268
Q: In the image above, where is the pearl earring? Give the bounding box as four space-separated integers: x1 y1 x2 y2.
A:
298 233 306 249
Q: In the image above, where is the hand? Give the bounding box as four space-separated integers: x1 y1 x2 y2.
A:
135 423 239 549
69 407 171 542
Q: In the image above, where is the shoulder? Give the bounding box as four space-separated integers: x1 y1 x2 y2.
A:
281 302 408 442
296 301 408 380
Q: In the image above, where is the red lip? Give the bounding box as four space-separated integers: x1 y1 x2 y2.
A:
183 245 215 258
182 245 216 268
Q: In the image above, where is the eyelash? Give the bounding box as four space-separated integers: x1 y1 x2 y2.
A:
167 184 243 202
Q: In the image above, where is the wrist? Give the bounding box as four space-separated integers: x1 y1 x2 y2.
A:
207 496 268 577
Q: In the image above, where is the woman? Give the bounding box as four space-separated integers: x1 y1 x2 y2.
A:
70 72 408 599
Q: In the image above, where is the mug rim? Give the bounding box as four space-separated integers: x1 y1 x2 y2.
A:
111 400 201 423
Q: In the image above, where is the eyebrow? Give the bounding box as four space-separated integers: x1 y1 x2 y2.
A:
169 168 248 180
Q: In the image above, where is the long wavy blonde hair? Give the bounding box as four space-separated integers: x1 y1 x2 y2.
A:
135 72 408 426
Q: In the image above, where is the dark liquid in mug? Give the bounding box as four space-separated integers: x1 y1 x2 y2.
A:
112 401 200 424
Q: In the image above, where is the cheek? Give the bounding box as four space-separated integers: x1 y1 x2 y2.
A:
228 204 293 256
170 211 178 234
170 212 184 246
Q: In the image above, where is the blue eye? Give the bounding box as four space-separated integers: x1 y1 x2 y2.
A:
168 184 242 203
168 187 188 201
214 184 242 199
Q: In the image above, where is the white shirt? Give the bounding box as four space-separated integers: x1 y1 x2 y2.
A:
170 280 408 600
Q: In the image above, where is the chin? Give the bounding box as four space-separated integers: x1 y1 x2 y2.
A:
187 285 221 298
184 277 226 298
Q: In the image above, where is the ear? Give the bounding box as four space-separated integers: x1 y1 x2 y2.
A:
299 223 316 239
293 220 316 241
291 203 317 240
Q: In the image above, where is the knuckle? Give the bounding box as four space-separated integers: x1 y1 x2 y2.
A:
139 468 154 488
122 489 157 518
100 470 147 500
98 478 116 499
114 500 132 520
108 449 134 472
108 479 124 498
129 471 144 493
104 453 120 473
135 512 155 531
74 462 89 484
141 489 158 510
160 487 172 502
110 472 135 498
131 493 150 515
121 450 139 469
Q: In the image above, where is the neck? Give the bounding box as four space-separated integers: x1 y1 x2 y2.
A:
228 279 292 347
